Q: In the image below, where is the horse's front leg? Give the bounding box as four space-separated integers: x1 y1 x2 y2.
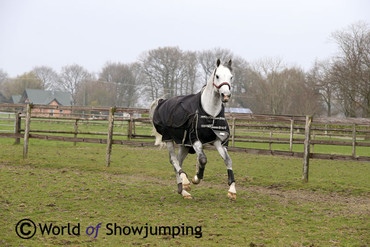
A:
166 141 192 199
191 141 207 185
177 145 190 191
214 140 236 201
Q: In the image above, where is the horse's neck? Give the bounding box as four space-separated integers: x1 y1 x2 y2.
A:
201 77 222 117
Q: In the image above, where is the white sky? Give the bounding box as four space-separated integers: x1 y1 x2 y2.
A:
0 0 369 77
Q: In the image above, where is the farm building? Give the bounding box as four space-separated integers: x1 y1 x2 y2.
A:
11 95 21 104
0 92 10 103
17 89 73 116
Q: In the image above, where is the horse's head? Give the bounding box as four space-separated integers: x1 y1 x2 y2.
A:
213 59 233 103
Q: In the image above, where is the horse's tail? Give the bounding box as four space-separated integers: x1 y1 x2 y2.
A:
149 99 165 147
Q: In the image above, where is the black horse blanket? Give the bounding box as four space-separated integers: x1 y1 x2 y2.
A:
153 92 229 153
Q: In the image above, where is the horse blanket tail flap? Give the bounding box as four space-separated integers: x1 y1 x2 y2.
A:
153 92 230 151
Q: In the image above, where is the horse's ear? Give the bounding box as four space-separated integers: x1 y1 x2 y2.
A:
228 59 232 67
216 59 221 67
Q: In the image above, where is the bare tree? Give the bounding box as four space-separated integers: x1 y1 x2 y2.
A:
1 72 43 99
307 60 336 117
0 69 9 101
0 69 8 86
330 21 370 117
139 47 188 100
252 57 285 78
247 58 322 115
58 64 91 105
225 56 259 109
197 48 234 84
251 58 286 114
75 79 114 107
180 51 199 95
99 62 139 107
32 66 59 90
283 67 322 115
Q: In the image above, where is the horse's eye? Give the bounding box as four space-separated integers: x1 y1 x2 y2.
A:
216 75 219 79
231 76 233 80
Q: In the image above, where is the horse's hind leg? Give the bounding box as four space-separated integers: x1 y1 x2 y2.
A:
166 141 192 199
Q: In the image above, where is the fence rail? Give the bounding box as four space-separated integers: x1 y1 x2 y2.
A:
1 103 369 182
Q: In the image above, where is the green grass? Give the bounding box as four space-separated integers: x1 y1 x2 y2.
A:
0 138 369 246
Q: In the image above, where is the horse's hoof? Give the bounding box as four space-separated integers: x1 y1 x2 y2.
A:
183 183 191 191
180 173 191 190
192 176 200 184
227 191 236 201
181 190 192 199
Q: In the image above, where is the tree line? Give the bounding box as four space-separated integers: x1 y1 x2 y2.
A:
0 22 368 117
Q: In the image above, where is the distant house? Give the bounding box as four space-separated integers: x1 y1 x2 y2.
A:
225 107 253 114
18 89 73 116
0 92 10 103
11 95 21 104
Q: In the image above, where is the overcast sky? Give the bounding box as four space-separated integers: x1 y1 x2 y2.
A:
0 0 369 77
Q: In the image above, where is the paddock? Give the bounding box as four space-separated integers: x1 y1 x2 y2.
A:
0 139 369 246
0 103 369 245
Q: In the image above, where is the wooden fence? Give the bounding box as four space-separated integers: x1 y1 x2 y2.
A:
0 103 369 182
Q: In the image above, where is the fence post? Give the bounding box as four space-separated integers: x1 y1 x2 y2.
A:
127 114 132 140
23 104 32 159
133 118 136 137
352 124 356 158
106 107 115 167
231 117 236 147
302 115 312 183
269 131 273 151
311 133 315 154
289 119 294 152
74 119 79 146
14 112 21 145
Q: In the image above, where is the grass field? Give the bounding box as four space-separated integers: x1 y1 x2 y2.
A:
0 137 369 246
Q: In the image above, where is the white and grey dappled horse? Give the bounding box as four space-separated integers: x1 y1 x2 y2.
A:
149 59 236 200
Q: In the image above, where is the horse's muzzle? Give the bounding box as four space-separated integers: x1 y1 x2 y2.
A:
221 93 231 103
